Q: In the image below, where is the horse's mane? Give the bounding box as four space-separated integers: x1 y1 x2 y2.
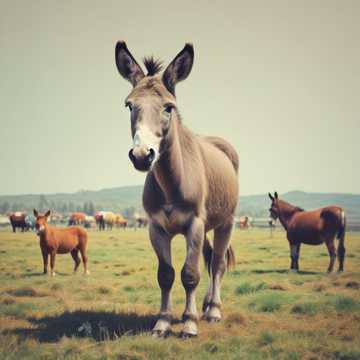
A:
143 56 163 76
295 206 305 212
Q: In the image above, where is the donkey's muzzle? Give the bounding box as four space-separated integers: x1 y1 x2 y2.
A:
129 148 155 172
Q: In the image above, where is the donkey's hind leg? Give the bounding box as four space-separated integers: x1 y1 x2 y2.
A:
71 249 81 273
204 222 233 323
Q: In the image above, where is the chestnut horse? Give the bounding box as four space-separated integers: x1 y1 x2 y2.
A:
34 209 89 276
115 42 239 337
268 192 346 273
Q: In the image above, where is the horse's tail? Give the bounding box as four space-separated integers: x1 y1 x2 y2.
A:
203 236 236 274
337 209 346 243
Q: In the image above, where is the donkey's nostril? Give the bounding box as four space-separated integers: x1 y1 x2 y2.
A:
148 148 155 163
128 149 136 163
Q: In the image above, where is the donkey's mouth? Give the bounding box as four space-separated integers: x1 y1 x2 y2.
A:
129 148 155 172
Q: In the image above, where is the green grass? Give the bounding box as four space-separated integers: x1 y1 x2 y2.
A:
0 228 359 359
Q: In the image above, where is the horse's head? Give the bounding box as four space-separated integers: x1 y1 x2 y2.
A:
115 41 194 172
33 209 50 236
268 192 280 220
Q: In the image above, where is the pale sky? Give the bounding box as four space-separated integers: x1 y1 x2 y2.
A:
0 0 359 196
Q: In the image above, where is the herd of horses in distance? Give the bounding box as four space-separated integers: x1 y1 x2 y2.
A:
4 43 348 338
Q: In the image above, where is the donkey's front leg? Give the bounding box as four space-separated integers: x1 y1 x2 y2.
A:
149 222 174 337
181 217 204 338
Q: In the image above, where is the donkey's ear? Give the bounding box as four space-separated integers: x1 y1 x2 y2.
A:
33 209 38 217
162 43 194 95
115 41 145 87
268 193 274 201
45 210 51 218
274 191 278 199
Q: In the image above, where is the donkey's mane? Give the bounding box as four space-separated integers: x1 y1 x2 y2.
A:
143 56 163 76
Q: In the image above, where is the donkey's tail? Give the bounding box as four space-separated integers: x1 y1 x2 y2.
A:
203 236 236 274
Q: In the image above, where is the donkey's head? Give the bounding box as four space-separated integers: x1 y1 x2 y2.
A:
268 192 279 220
115 42 194 172
33 209 50 236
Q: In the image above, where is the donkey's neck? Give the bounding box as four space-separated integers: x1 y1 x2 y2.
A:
153 114 190 203
278 201 301 230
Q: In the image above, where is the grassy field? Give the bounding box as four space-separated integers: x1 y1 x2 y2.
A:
0 227 359 360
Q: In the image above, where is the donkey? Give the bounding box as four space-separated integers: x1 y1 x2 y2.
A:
34 209 89 276
115 42 239 337
268 192 346 273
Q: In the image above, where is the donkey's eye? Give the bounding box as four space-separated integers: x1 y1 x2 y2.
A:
164 105 172 113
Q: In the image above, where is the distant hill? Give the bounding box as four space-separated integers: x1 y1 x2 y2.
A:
0 188 359 220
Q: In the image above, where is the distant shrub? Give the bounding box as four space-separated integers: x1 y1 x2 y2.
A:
258 331 275 346
7 286 48 298
334 296 359 313
97 286 112 295
235 282 267 295
249 293 289 312
291 302 318 316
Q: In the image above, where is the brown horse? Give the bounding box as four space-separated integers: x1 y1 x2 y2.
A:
268 192 346 273
34 209 89 276
115 42 239 337
9 212 27 232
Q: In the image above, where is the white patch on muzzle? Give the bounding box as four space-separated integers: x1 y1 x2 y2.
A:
132 125 161 164
36 225 45 236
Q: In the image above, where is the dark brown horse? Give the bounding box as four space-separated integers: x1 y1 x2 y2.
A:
9 212 27 232
268 192 346 273
115 42 239 337
34 209 89 276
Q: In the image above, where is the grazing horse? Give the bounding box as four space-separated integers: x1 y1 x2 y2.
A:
9 212 27 232
115 42 239 337
268 192 346 273
238 216 250 229
115 214 127 229
94 212 105 230
68 212 86 226
34 209 89 276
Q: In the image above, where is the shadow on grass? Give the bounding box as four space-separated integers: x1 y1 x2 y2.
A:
20 271 71 278
8 310 159 342
249 269 320 275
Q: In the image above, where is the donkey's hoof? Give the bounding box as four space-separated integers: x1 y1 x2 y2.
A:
290 269 298 274
84 270 90 276
338 269 344 273
51 272 56 277
152 329 170 338
206 316 221 323
181 319 198 338
152 319 171 338
203 306 221 323
179 331 197 339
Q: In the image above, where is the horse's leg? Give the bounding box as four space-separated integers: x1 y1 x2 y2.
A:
149 222 174 337
326 238 336 273
289 242 299 272
71 249 81 273
295 243 301 271
181 217 204 337
337 240 346 273
79 247 89 275
41 247 48 274
50 251 56 276
204 222 232 323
